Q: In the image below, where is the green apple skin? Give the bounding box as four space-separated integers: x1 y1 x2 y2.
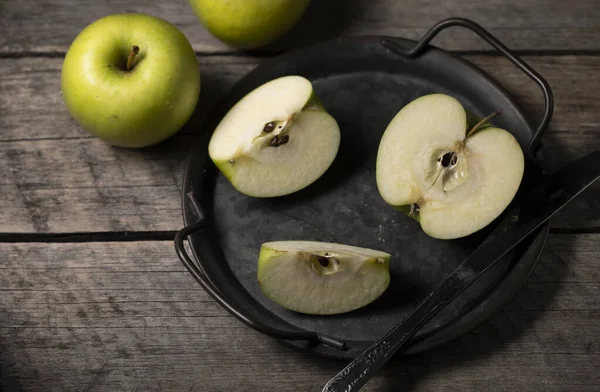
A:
189 0 311 49
61 14 201 148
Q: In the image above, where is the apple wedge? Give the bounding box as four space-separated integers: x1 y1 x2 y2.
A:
257 241 391 315
376 93 525 240
208 76 340 198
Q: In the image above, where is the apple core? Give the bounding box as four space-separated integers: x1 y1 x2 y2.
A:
376 94 525 239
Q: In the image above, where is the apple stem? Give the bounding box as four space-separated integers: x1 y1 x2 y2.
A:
126 45 140 71
466 110 501 138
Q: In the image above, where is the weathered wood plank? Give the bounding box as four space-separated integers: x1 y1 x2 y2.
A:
2 55 599 232
3 56 600 159
2 134 598 233
0 235 598 391
0 135 188 232
3 54 599 167
0 56 258 142
2 55 600 143
1 0 600 53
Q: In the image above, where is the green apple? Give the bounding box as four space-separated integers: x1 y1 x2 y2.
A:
189 0 311 49
376 93 525 240
61 13 201 148
208 75 340 198
257 241 391 315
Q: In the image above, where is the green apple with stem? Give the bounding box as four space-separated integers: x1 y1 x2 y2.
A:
61 13 201 148
257 241 391 315
208 75 340 198
189 0 312 49
376 93 525 240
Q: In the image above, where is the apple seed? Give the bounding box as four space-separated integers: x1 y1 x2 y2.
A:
317 256 329 267
278 135 289 145
263 122 275 133
440 152 454 167
269 134 289 147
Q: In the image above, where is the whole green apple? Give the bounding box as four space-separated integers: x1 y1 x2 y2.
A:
189 0 311 49
61 14 201 148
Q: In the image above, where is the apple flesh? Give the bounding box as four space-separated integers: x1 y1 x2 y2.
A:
61 14 201 148
189 0 311 49
257 241 391 315
376 94 525 239
208 75 340 198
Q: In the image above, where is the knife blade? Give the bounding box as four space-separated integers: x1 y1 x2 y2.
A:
323 150 600 392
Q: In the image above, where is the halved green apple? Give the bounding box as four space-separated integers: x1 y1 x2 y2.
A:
376 93 525 239
208 75 340 198
257 241 391 315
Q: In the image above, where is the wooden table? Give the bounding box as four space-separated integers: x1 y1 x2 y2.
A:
1 1 599 391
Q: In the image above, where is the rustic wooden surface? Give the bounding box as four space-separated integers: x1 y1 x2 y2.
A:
2 56 599 232
2 0 600 53
1 236 598 391
1 0 599 391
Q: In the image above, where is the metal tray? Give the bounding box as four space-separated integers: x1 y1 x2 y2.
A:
175 18 554 360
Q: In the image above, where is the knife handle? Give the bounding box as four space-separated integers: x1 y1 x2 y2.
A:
322 261 479 392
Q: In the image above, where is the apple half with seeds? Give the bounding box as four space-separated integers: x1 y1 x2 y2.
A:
208 75 340 197
257 241 391 315
376 93 525 240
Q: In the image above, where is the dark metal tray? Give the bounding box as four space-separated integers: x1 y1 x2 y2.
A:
175 18 554 360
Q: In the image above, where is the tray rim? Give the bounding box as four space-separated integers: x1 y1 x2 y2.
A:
178 34 552 360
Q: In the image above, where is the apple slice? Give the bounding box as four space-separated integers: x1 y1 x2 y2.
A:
376 93 525 240
208 75 340 198
257 241 391 315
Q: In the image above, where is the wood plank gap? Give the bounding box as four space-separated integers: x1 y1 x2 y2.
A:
0 231 178 243
549 227 600 234
0 51 66 59
1 227 598 243
451 49 600 56
0 50 269 59
3 49 600 59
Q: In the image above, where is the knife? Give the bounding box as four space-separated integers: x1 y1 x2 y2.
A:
323 150 600 392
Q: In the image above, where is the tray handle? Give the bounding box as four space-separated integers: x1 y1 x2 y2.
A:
381 17 554 158
174 214 347 351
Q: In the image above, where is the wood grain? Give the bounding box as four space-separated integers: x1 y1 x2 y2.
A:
1 235 598 391
0 56 258 142
1 0 600 54
3 55 600 144
1 1 598 391
1 55 599 233
0 136 188 233
1 134 598 233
